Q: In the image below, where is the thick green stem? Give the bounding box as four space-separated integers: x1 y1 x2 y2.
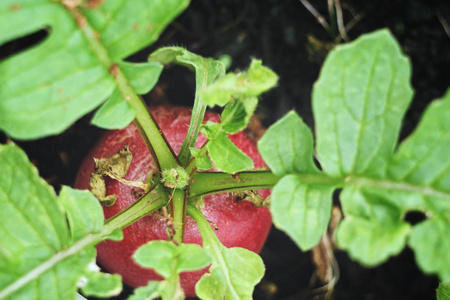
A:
189 170 279 199
171 189 187 244
67 7 179 172
188 171 347 200
104 184 169 231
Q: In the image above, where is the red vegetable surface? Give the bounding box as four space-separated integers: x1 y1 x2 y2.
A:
75 106 272 297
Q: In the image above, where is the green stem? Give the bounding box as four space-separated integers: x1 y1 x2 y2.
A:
178 60 209 166
0 185 168 299
189 170 279 199
67 6 179 171
171 189 187 244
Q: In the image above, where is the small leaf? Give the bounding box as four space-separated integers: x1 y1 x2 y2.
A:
271 175 334 250
81 271 122 298
128 281 160 300
187 205 264 300
409 218 450 281
437 281 450 300
133 241 211 300
221 97 258 134
337 186 411 266
133 241 211 277
201 59 278 107
190 147 213 170
202 124 254 173
313 29 413 178
59 187 104 242
258 111 318 177
118 61 163 95
92 89 136 130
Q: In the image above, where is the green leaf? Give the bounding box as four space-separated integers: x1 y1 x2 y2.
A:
190 147 213 170
81 271 122 298
128 281 160 300
201 59 278 107
388 89 450 195
409 218 450 281
59 187 104 242
92 62 163 129
271 175 334 250
0 0 188 139
437 281 450 300
133 241 211 277
0 143 121 299
337 186 411 266
133 241 211 300
187 205 264 300
313 29 413 178
221 97 258 134
258 111 319 177
202 123 254 173
91 88 136 129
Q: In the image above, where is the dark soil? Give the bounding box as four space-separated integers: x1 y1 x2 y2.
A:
2 0 449 299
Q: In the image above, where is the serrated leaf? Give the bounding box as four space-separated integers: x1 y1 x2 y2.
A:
81 271 122 298
202 123 254 173
221 97 258 134
313 29 413 178
337 186 411 265
258 111 319 177
187 205 264 300
437 281 450 300
0 143 121 299
271 175 334 250
201 59 278 107
0 0 188 139
190 147 213 170
409 218 450 280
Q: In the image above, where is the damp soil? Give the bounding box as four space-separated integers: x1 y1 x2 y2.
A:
2 0 450 299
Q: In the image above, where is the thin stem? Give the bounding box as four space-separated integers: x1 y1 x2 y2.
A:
334 0 349 41
67 6 179 172
0 185 168 299
178 60 208 166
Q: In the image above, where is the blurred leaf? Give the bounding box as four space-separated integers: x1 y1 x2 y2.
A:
271 175 334 250
336 186 411 265
221 97 258 134
0 0 188 139
437 281 450 300
258 111 318 177
201 59 278 107
409 218 450 280
81 271 122 298
0 144 122 299
133 241 211 300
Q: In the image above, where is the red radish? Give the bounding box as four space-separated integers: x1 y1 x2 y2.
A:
75 106 272 297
